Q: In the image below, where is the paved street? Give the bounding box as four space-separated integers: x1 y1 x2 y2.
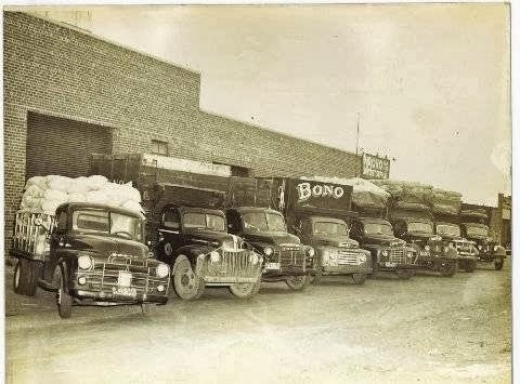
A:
5 263 511 384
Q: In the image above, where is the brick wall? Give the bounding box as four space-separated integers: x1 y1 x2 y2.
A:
3 12 361 254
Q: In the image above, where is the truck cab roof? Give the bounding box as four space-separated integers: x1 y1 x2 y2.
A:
229 206 281 215
56 202 144 219
355 217 392 226
306 216 347 225
162 204 225 216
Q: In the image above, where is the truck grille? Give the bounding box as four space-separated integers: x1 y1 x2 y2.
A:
204 250 261 278
276 248 307 268
85 257 168 294
389 248 406 264
337 251 364 265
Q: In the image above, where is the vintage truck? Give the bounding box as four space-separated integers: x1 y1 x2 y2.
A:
372 180 458 277
11 202 170 318
90 154 265 299
91 153 314 292
460 206 506 270
261 178 372 285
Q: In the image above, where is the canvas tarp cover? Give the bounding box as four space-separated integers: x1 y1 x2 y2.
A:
460 208 488 221
371 179 433 211
431 188 462 215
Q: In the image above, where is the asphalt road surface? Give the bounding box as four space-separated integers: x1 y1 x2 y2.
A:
5 262 511 384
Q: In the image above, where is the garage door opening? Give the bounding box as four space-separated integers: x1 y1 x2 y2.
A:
26 113 113 180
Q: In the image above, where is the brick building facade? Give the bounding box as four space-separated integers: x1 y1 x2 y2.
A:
3 12 362 252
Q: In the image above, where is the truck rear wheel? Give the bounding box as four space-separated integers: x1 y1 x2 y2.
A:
439 262 457 277
494 258 504 271
285 275 311 291
173 255 205 300
396 268 414 280
25 260 40 297
229 280 261 299
53 266 72 319
13 259 26 295
352 274 366 285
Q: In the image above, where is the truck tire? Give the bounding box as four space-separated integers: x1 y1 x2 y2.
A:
172 255 205 300
464 260 476 273
53 266 72 319
352 273 366 285
494 258 504 271
25 260 40 297
13 260 26 295
229 279 261 299
285 275 311 291
395 268 414 280
439 262 457 277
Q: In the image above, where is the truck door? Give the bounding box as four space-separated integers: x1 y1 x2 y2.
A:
44 209 68 282
158 207 184 263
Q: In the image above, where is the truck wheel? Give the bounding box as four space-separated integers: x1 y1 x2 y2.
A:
285 275 311 291
439 263 457 277
173 255 205 300
494 258 504 271
53 266 72 319
13 260 26 295
229 279 261 299
396 268 414 280
464 260 476 273
25 260 40 297
352 274 366 285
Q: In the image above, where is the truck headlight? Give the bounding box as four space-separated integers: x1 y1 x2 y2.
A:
210 251 220 263
264 247 274 256
406 251 413 259
493 245 499 252
156 263 169 278
307 247 315 258
478 245 482 250
78 255 93 270
424 245 430 252
381 250 389 257
249 253 259 265
358 254 367 263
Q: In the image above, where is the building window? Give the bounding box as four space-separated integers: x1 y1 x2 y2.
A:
213 162 250 177
151 140 168 156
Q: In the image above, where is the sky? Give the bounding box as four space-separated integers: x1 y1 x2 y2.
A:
23 3 511 206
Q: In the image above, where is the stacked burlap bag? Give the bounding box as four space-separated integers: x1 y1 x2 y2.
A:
20 175 143 215
372 179 433 211
431 187 462 215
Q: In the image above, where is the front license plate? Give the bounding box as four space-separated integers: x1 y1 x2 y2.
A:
112 287 137 296
118 271 132 287
265 262 281 270
385 262 397 267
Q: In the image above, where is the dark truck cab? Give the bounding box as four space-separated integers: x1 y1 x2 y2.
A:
226 206 315 291
460 208 506 270
434 219 479 273
392 214 458 277
274 179 372 285
349 216 418 279
12 203 170 318
156 204 263 300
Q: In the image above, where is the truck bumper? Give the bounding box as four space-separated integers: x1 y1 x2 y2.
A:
71 289 169 305
478 251 506 263
322 265 372 275
262 266 315 280
378 262 418 271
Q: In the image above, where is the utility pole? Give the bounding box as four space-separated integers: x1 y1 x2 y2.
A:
355 113 361 156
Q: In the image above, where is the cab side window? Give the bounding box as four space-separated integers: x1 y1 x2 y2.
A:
162 209 180 229
55 211 67 234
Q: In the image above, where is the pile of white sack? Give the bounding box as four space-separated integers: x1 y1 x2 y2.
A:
19 175 143 214
431 187 462 215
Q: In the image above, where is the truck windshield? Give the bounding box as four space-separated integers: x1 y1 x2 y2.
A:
408 222 433 234
242 211 286 232
364 223 393 236
435 224 460 238
183 212 225 232
465 224 489 237
72 210 143 241
314 222 349 236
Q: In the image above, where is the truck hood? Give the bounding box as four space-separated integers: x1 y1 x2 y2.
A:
313 235 359 249
241 231 300 247
363 234 405 247
183 229 240 247
67 234 148 258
